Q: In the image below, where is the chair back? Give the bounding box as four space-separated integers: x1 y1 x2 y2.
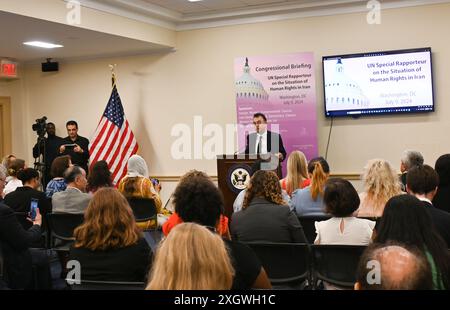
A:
47 213 85 243
245 242 310 285
312 244 366 288
298 215 331 243
127 198 157 222
68 280 145 290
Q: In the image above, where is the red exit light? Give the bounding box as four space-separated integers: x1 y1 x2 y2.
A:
0 61 18 78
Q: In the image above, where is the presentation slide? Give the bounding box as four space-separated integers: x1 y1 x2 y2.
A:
323 48 433 117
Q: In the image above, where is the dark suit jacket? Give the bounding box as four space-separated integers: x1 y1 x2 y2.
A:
433 185 450 214
244 131 287 161
60 135 90 172
231 197 307 243
422 201 450 248
0 203 42 289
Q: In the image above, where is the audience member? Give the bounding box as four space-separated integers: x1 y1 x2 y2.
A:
400 150 424 191
315 178 375 245
406 164 450 247
355 242 433 290
69 188 151 282
0 164 6 202
163 170 230 238
86 160 113 193
291 157 330 216
147 223 234 290
52 165 90 214
375 194 450 290
357 159 402 217
232 170 306 243
433 154 450 213
164 171 272 290
1 154 16 183
0 202 51 289
45 155 72 198
3 158 25 196
118 155 168 229
280 150 310 197
233 160 291 213
4 168 52 228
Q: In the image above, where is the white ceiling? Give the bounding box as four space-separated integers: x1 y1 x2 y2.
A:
80 0 450 30
0 10 170 62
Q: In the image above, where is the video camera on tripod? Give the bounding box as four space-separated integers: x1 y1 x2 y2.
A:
32 116 48 188
32 116 48 139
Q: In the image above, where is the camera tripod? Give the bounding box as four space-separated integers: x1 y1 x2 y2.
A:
33 136 47 190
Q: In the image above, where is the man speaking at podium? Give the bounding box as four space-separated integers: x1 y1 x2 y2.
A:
244 113 286 161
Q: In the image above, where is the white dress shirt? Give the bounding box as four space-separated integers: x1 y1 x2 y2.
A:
254 131 268 154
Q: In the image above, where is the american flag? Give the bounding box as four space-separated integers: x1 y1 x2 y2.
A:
89 85 138 185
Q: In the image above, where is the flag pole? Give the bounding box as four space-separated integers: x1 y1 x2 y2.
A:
109 64 117 87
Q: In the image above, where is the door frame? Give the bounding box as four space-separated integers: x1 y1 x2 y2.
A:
0 96 12 158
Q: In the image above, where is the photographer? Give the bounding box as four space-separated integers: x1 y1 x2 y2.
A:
33 122 63 187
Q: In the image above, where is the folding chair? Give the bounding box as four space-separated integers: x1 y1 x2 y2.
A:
312 244 366 289
245 242 311 289
298 215 331 243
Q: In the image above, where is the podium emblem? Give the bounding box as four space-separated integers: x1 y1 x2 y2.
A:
227 164 251 193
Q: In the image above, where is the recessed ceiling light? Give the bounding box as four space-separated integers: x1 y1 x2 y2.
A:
23 41 64 49
188 0 203 2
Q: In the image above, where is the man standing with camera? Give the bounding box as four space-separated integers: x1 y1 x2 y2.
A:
59 120 90 174
33 122 63 188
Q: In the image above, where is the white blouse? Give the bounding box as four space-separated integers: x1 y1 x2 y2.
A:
3 178 23 196
314 217 375 245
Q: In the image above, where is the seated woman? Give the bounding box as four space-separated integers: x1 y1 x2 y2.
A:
280 150 310 197
86 160 113 194
357 159 402 218
69 188 152 282
231 170 306 243
315 178 375 245
0 203 51 289
3 158 25 196
162 170 230 239
46 155 72 198
118 155 169 229
292 157 330 216
3 168 52 228
375 194 450 290
147 223 234 290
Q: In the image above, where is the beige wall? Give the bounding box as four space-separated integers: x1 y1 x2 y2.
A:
10 3 450 196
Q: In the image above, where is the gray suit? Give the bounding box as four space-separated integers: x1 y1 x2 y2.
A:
52 187 91 214
231 197 307 243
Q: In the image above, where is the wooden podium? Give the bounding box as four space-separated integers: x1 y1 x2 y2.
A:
217 154 282 219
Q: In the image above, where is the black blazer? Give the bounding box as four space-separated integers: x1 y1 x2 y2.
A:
422 201 450 248
0 203 42 289
231 197 307 243
3 187 52 229
433 185 450 214
244 131 287 162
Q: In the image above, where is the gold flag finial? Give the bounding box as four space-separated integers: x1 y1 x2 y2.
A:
109 64 117 87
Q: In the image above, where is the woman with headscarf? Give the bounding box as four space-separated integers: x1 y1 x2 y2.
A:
117 155 168 229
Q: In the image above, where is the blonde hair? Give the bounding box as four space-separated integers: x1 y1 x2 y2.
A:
73 188 142 251
361 159 402 214
285 151 308 196
147 223 234 290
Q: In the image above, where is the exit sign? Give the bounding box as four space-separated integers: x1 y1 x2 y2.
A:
0 60 19 79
